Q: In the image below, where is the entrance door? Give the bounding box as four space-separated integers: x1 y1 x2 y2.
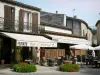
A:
22 47 32 61
1 37 12 64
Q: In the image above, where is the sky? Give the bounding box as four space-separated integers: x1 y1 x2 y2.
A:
17 0 100 27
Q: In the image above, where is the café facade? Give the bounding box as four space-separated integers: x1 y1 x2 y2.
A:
0 0 57 64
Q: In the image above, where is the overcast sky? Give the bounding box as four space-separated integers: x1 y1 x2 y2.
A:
17 0 100 27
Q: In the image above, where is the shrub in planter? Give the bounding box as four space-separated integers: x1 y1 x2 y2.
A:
59 64 80 72
13 62 37 72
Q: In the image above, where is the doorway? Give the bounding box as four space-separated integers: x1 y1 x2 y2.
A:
22 47 32 61
1 37 12 64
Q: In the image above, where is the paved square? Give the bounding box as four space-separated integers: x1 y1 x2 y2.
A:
0 65 100 75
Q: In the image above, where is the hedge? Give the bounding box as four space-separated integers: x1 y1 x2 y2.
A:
13 62 37 72
59 63 80 72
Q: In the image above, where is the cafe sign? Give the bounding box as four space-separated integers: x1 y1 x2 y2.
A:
16 41 57 47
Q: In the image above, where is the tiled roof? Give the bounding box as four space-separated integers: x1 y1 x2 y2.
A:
0 0 41 11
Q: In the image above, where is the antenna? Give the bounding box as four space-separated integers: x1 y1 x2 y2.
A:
73 9 75 17
99 13 100 19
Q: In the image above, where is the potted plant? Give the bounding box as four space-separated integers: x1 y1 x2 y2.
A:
1 58 5 65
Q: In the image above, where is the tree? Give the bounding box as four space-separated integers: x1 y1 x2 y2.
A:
91 27 96 35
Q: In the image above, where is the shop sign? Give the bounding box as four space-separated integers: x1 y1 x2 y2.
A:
16 41 57 47
17 41 27 46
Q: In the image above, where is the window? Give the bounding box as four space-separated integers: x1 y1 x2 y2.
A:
23 11 32 32
73 21 81 35
24 12 29 23
11 7 15 20
66 20 72 29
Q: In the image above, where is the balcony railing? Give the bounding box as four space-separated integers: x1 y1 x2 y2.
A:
15 20 19 31
0 17 4 30
0 17 33 32
23 22 32 32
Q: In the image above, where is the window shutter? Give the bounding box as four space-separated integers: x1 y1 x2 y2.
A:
32 13 38 33
11 8 15 31
19 9 24 31
4 5 11 30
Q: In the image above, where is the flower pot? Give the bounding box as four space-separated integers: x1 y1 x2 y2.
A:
1 59 5 65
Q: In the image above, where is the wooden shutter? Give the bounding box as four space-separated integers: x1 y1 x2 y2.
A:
4 5 11 30
32 13 38 33
19 9 24 31
11 8 15 31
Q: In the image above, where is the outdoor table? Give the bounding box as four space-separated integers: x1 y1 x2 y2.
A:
97 61 100 68
92 60 99 68
85 59 90 65
24 59 32 64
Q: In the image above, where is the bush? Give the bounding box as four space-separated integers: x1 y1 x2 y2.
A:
13 62 37 72
59 64 80 72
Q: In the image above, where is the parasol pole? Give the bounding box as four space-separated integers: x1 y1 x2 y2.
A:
80 50 83 68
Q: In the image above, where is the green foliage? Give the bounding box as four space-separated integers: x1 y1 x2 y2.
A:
91 28 96 35
13 62 37 72
59 64 80 72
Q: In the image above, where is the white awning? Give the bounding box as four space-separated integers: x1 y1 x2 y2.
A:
46 34 90 45
1 32 57 47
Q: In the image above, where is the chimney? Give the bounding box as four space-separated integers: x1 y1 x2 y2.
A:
56 11 58 14
74 15 77 18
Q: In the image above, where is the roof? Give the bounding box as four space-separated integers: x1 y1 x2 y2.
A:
0 0 41 11
41 22 72 31
40 11 92 32
95 20 100 26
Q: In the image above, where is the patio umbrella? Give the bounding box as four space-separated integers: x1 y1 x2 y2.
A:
70 44 94 67
70 44 94 50
94 45 100 50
